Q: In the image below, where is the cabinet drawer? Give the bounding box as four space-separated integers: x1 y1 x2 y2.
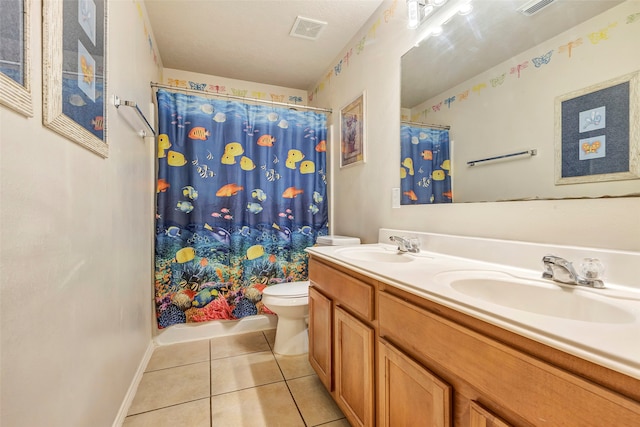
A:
309 258 375 321
378 292 640 426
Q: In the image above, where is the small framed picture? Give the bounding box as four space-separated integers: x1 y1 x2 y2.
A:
340 92 365 168
554 71 639 185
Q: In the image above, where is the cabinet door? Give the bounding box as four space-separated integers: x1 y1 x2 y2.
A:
334 306 375 427
469 401 512 427
309 286 333 391
378 339 452 427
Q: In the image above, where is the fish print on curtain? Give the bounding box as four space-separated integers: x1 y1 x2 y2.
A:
155 89 328 328
400 125 452 204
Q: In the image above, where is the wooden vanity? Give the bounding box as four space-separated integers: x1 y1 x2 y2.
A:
308 256 640 427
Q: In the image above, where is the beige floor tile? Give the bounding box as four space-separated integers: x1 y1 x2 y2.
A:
263 328 276 349
210 331 270 359
211 351 283 395
275 353 315 380
128 362 210 415
146 340 210 372
287 375 345 427
211 382 305 427
315 419 351 427
123 398 210 427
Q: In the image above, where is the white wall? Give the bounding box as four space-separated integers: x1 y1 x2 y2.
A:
0 1 161 425
311 0 640 252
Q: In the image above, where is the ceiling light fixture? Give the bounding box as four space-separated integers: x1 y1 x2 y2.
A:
414 0 473 45
406 0 441 29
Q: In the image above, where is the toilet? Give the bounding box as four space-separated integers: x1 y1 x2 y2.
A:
262 235 360 355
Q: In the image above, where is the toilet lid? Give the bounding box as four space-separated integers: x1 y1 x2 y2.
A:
262 281 310 298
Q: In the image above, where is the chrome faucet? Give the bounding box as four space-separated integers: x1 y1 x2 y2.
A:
542 255 605 288
389 236 420 253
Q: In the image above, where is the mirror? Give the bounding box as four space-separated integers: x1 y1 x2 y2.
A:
400 0 640 203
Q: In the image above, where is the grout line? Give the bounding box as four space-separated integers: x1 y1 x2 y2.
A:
126 397 210 418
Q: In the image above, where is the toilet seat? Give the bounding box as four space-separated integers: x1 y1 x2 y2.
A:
262 281 310 298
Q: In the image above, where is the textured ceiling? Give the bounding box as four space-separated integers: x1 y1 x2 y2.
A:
144 0 386 90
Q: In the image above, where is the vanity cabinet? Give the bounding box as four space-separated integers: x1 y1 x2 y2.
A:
308 258 377 427
378 289 640 426
308 255 640 427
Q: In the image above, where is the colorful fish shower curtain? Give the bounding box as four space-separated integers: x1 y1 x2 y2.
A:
400 124 452 204
154 89 328 328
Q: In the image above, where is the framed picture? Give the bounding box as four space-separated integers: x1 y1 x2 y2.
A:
554 71 639 185
43 0 108 157
0 0 33 117
340 92 366 168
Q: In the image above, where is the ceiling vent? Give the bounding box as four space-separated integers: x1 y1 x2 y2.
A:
517 0 557 16
289 16 327 40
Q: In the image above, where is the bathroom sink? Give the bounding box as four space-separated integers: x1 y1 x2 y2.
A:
436 271 635 324
335 246 415 263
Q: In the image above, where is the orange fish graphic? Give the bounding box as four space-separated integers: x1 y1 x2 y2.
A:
268 254 277 263
216 183 244 197
257 135 276 147
442 191 453 199
282 187 304 198
315 140 327 152
80 55 94 84
404 190 418 201
200 258 209 267
188 127 210 140
157 178 170 193
91 116 104 131
421 150 433 160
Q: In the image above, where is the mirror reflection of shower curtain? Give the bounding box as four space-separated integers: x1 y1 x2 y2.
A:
400 124 452 204
154 89 328 328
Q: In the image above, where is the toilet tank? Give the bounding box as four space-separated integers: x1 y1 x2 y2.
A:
316 235 361 246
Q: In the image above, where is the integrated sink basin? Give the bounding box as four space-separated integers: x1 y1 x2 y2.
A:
335 246 415 263
436 271 635 324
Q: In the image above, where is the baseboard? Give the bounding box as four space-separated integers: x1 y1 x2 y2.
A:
112 341 155 427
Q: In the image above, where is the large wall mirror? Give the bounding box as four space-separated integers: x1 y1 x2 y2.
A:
401 0 640 203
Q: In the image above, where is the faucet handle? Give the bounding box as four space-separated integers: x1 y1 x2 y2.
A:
580 258 605 280
408 237 420 251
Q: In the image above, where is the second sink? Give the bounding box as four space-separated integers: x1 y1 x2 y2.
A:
436 270 635 324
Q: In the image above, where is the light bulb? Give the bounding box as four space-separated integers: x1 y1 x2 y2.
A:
458 2 473 15
407 0 420 29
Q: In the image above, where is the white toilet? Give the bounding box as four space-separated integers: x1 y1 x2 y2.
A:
262 235 360 355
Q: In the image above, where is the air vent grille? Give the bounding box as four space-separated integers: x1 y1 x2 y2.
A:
518 0 557 16
289 16 327 40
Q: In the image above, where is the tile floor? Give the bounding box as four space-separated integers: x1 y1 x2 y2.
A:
124 329 349 427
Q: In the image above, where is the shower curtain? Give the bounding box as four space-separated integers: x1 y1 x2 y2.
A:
154 89 328 328
400 124 452 204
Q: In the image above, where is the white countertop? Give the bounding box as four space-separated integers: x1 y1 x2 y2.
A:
306 243 640 381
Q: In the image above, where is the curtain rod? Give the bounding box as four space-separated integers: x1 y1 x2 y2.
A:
151 82 332 114
401 120 450 130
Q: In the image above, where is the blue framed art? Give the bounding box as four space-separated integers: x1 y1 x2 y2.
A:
555 71 639 185
0 0 33 117
43 0 108 157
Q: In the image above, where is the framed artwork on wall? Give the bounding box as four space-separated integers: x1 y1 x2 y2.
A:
43 0 108 157
340 92 366 168
555 71 639 185
0 0 33 117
